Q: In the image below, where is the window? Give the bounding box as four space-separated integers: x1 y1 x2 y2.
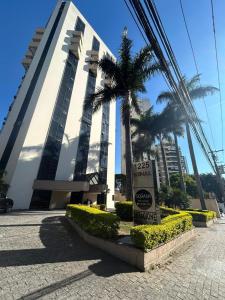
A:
35 52 78 181
75 17 85 34
92 37 100 51
73 72 97 181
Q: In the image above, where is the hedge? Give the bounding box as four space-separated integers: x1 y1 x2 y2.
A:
182 209 216 222
114 202 216 224
130 212 192 252
66 204 119 239
90 204 106 211
160 206 179 218
115 201 133 221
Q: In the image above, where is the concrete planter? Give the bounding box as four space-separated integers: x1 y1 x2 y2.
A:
66 217 196 271
193 218 217 228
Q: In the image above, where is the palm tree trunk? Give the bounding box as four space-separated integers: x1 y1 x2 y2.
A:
159 137 170 186
124 97 134 201
173 132 186 192
185 122 206 210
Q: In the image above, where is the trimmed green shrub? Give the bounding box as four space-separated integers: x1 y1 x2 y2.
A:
115 201 133 221
130 212 192 252
90 204 106 211
160 206 179 218
183 209 216 222
66 204 119 239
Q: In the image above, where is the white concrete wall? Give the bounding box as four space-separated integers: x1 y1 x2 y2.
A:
7 1 71 209
5 1 116 209
0 1 64 184
190 198 220 217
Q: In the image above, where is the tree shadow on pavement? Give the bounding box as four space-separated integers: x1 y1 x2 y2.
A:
0 215 136 278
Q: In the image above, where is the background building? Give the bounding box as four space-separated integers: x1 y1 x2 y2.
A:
121 99 151 175
156 141 188 186
0 0 116 209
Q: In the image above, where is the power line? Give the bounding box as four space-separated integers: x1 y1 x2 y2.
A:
123 0 175 96
126 0 216 173
179 0 216 150
124 0 148 44
210 0 224 160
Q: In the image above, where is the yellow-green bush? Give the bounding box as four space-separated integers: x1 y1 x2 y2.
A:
183 209 216 222
115 201 133 221
90 204 106 211
130 212 192 252
66 204 119 239
160 206 179 218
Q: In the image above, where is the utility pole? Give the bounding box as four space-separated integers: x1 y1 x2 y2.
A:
209 150 225 204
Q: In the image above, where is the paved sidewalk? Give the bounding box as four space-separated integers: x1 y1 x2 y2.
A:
0 211 225 300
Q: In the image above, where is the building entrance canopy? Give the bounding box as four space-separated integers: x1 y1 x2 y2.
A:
33 180 107 194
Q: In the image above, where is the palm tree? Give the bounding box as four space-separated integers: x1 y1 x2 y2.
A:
84 32 162 200
131 105 184 187
132 134 155 162
157 74 218 209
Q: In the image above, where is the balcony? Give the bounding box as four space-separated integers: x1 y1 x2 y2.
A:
22 57 32 70
36 27 45 34
21 27 45 71
69 30 83 58
29 40 40 49
89 50 99 60
85 50 99 75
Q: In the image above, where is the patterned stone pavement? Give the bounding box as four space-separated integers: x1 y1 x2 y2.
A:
0 211 225 300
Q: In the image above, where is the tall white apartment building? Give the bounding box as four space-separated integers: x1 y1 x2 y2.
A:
156 141 188 186
0 0 116 209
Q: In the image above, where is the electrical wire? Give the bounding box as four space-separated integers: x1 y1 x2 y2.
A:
123 0 175 96
179 0 216 150
126 0 217 172
210 0 224 160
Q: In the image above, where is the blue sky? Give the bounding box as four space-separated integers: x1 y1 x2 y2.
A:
0 0 225 175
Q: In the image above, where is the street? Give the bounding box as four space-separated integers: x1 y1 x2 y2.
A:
0 211 225 300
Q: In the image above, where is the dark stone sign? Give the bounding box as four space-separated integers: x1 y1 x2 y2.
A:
133 160 161 225
135 189 153 210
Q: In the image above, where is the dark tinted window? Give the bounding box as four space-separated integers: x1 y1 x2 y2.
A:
36 52 78 181
75 17 85 34
92 37 100 51
73 72 96 181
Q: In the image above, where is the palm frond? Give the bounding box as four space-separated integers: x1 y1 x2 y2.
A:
157 91 176 104
189 86 218 100
132 45 154 71
130 118 141 127
141 62 164 81
130 92 141 115
98 57 121 84
84 86 119 113
186 74 201 90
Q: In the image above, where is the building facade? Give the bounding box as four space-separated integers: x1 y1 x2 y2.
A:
0 0 116 209
156 141 188 186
